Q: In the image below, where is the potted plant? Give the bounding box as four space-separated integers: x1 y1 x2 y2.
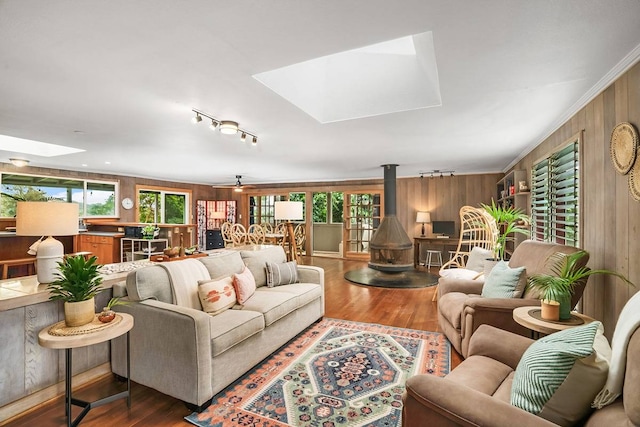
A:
527 250 634 321
141 224 158 239
48 255 104 327
98 297 129 323
481 199 529 261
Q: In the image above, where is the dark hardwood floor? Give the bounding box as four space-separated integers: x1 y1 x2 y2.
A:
3 256 460 427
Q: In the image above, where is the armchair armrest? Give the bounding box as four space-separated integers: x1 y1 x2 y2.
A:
111 300 213 406
459 297 541 357
403 374 556 427
467 324 534 370
438 276 484 297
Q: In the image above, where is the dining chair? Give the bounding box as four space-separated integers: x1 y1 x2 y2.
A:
247 224 266 245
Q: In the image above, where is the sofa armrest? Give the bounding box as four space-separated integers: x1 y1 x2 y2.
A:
467 324 534 370
297 265 324 286
403 374 557 427
438 276 485 297
111 300 213 406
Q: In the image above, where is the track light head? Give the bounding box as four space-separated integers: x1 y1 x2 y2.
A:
251 136 257 146
192 113 202 124
240 132 247 142
209 119 218 130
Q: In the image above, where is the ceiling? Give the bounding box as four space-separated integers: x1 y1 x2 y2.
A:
1 1 640 187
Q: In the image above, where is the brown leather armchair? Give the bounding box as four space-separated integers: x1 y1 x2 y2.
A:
437 240 588 357
402 324 640 427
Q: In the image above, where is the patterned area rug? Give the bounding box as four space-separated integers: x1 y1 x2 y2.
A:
185 318 450 427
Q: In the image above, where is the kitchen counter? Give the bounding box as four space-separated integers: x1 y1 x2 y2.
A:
0 260 150 311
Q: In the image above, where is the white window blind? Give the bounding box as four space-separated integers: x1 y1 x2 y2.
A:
531 139 580 246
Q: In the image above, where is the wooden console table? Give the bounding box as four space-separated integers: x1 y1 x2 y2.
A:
413 236 459 268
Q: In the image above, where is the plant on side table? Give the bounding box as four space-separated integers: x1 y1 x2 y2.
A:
48 255 104 327
98 297 129 323
527 250 634 321
481 199 530 261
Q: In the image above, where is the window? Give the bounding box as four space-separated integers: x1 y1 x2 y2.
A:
531 133 580 246
345 193 381 253
0 173 118 218
312 192 343 223
249 195 286 225
137 186 190 224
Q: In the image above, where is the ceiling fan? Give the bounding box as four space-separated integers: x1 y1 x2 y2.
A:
211 175 254 193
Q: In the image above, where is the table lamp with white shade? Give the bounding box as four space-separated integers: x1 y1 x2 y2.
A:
416 211 431 237
274 201 303 262
16 202 79 283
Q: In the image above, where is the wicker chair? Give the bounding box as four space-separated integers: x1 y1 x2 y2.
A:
230 223 247 246
220 221 234 247
432 206 499 301
247 224 266 245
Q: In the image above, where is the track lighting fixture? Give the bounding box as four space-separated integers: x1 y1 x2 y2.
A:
420 169 455 179
192 109 258 145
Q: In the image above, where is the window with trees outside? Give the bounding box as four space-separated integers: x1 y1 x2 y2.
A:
312 192 343 223
530 133 580 247
0 173 118 218
137 186 190 224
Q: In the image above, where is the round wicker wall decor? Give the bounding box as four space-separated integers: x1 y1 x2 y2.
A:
610 122 639 175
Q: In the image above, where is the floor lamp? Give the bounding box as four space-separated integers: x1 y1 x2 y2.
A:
16 202 79 284
274 201 303 262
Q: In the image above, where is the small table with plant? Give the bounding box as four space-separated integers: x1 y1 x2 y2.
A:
38 255 133 427
38 312 133 427
513 306 595 339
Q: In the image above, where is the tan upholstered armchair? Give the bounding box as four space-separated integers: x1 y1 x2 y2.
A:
403 323 640 427
437 240 589 357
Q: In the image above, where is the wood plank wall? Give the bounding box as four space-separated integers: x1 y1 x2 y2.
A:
511 61 640 339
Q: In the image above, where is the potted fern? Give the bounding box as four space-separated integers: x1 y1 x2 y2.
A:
48 255 104 327
481 199 529 260
528 250 634 321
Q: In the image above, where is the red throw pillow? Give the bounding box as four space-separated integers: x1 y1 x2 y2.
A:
233 266 257 304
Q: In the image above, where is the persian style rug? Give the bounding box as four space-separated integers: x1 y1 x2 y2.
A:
185 318 450 427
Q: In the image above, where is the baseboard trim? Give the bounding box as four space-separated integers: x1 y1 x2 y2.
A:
0 363 111 425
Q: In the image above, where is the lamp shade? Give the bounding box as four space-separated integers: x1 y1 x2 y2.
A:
16 202 79 236
274 201 303 221
416 211 431 224
211 211 227 219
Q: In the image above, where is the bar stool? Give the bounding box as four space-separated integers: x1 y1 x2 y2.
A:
448 251 457 261
1 257 37 279
425 250 443 269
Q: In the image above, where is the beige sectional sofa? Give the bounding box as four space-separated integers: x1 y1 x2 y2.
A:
110 245 324 411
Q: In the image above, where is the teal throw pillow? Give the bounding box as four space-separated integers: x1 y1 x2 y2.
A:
480 260 526 298
511 322 610 426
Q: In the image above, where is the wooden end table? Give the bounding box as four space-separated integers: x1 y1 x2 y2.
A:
38 312 134 427
513 306 595 339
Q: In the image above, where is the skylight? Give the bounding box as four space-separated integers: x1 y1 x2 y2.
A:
0 135 85 157
253 31 442 123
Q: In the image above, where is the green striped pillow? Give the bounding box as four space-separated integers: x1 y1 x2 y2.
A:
511 321 610 426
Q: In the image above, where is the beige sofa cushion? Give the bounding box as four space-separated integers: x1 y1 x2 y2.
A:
209 309 265 357
199 251 245 280
241 288 301 326
240 246 287 287
258 283 322 307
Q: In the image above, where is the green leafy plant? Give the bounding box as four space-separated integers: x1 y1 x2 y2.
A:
481 199 530 260
105 296 129 310
528 250 634 303
48 255 104 302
